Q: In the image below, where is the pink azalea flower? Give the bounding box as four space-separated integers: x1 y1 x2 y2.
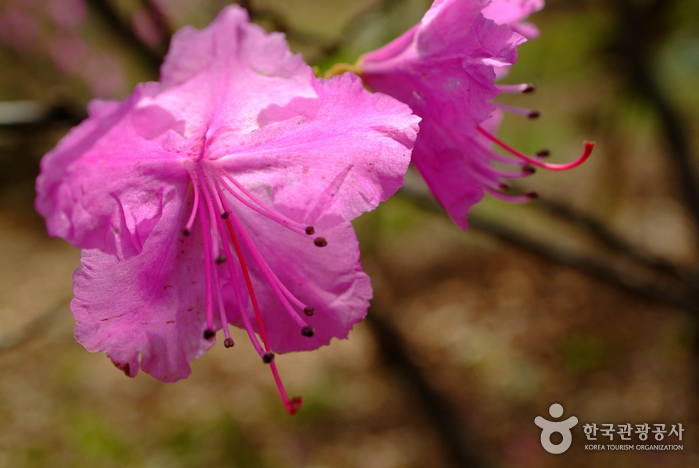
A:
35 6 419 414
357 0 592 229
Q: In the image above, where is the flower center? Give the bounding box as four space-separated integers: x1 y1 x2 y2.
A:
183 160 325 415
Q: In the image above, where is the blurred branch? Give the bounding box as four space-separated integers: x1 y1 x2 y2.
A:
0 299 70 352
610 0 699 247
399 187 696 313
86 0 163 77
0 101 84 128
367 312 491 468
533 196 685 279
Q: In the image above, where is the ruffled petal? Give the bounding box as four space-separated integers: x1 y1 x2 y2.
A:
216 72 419 224
35 84 189 260
71 201 217 382
229 205 371 353
411 129 484 230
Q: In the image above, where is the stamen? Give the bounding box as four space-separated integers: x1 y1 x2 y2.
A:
223 217 277 358
218 169 313 237
269 359 303 415
198 187 216 332
184 171 201 235
497 83 535 94
477 126 594 171
304 307 314 316
203 329 215 340
301 326 314 337
198 167 241 348
494 103 540 118
215 211 265 356
483 185 539 203
219 195 312 329
202 164 304 415
314 237 327 247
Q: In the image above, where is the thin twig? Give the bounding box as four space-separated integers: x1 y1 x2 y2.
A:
398 187 695 313
0 299 71 352
367 312 492 468
611 0 699 247
532 196 685 279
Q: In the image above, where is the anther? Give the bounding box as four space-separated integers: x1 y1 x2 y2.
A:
221 211 229 219
301 326 315 337
522 165 536 175
224 338 235 348
523 84 536 93
216 254 226 264
527 110 540 119
203 329 215 340
524 191 539 199
499 183 511 191
305 226 315 235
536 149 550 158
182 228 191 236
263 352 275 363
303 307 314 316
313 237 327 247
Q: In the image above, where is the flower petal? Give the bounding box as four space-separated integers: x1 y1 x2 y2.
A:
228 205 371 354
71 202 214 382
217 72 420 224
35 84 189 260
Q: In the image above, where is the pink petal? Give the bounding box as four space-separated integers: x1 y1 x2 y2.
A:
72 203 213 382
358 0 533 227
231 206 372 353
35 85 188 260
217 72 419 224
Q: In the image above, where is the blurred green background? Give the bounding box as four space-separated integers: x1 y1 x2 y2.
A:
1 0 697 467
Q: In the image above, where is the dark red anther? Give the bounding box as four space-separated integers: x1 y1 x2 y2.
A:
224 338 235 348
301 326 314 337
303 307 314 316
536 149 550 158
216 254 226 264
221 211 230 219
523 84 536 93
523 165 536 175
499 183 511 191
263 352 275 363
203 329 215 340
305 226 315 235
313 237 327 247
524 191 539 199
182 228 191 236
527 110 540 119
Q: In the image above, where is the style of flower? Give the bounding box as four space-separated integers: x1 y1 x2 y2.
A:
35 6 419 414
354 0 593 229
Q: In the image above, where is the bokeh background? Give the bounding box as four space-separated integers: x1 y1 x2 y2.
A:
1 0 697 467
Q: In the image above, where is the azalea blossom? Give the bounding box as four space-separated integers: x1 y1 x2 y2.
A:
353 0 593 229
35 5 419 414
